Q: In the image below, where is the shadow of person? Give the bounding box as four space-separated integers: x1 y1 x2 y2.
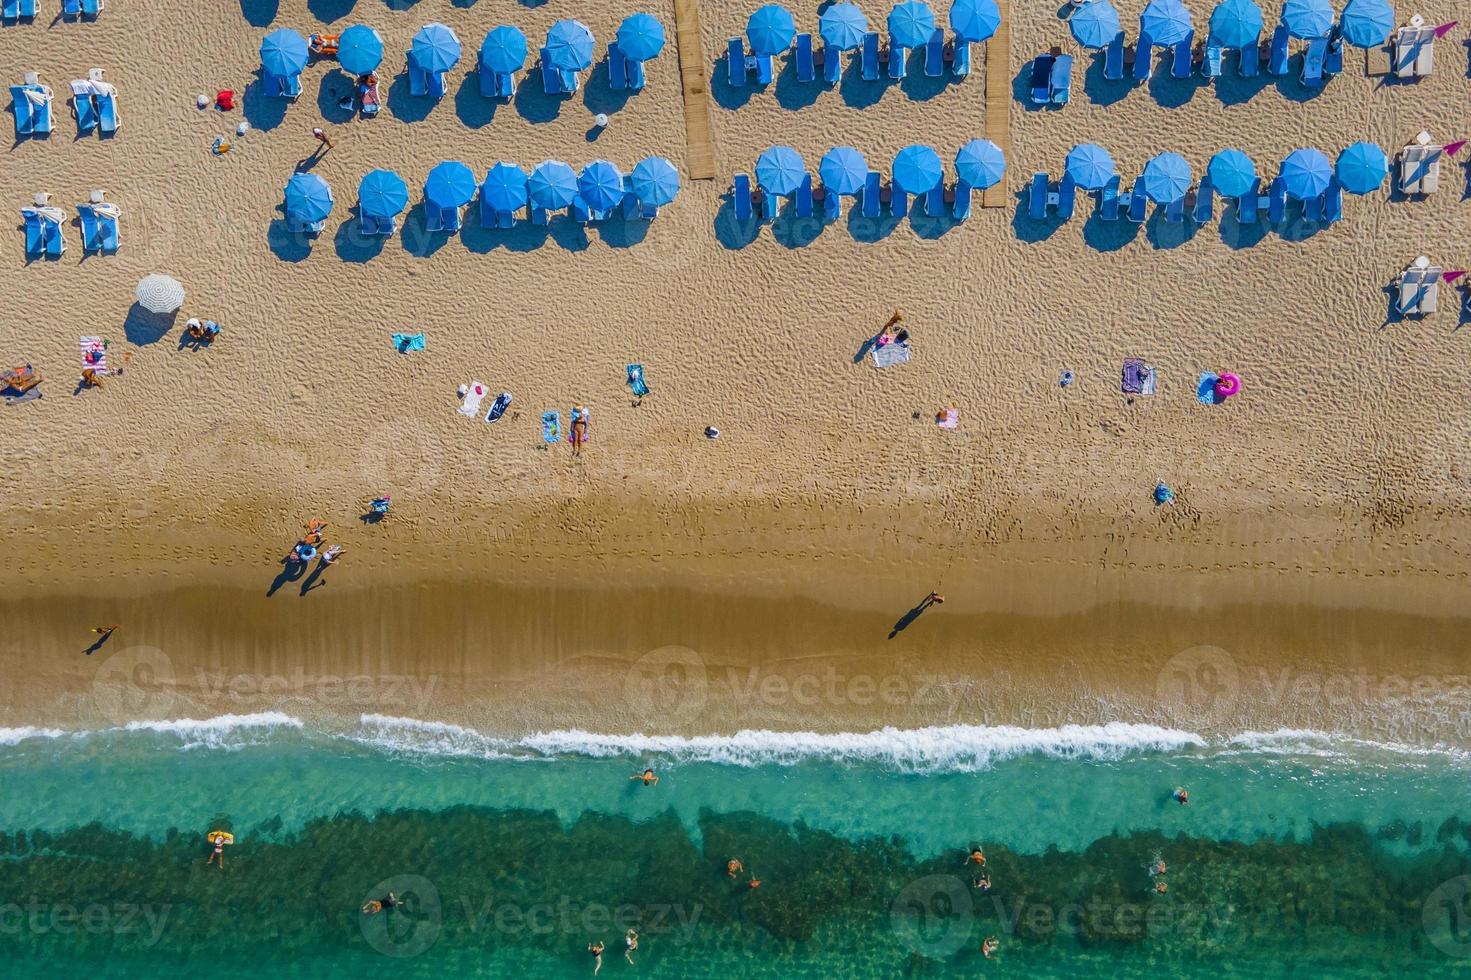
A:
267 556 307 597
300 560 329 595
83 629 117 656
889 593 941 639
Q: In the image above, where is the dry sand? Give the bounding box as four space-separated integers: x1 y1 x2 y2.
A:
2 2 1470 740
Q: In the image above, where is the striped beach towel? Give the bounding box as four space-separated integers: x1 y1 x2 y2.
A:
871 340 911 369
80 336 108 375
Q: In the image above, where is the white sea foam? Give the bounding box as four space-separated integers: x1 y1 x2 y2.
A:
0 726 67 746
1227 728 1469 763
122 711 304 750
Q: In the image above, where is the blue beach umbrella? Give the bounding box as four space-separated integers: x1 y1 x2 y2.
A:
1336 142 1388 194
529 161 579 210
1339 0 1393 47
337 25 384 77
747 5 797 56
820 3 869 50
950 0 1002 43
358 169 408 219
1208 0 1264 47
617 13 666 62
1207 148 1256 197
284 172 333 222
482 162 529 213
820 146 868 195
1281 147 1332 198
1140 0 1194 46
892 144 943 195
1070 0 1122 47
546 19 596 71
411 23 462 74
260 28 309 78
755 146 806 196
579 161 626 212
1065 143 1115 191
954 139 1006 189
1142 152 1192 203
889 1 938 49
1282 0 1333 38
631 157 681 207
424 161 477 209
480 26 529 75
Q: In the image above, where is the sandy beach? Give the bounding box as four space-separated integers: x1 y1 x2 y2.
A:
3 1 1470 741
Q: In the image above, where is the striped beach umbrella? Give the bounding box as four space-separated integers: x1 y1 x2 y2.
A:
135 274 185 314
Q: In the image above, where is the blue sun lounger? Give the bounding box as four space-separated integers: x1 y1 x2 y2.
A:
266 72 302 99
82 0 100 14
823 182 842 219
733 173 753 221
570 198 591 224
1100 174 1120 220
1267 26 1289 75
479 66 504 99
1238 177 1260 222
1204 44 1223 78
629 58 647 90
19 0 35 15
754 50 774 85
80 203 118 252
1127 181 1147 221
727 38 746 87
862 171 881 217
1164 195 1185 222
796 33 815 82
1056 174 1077 221
924 185 943 216
287 211 326 234
1051 54 1072 104
77 204 103 251
823 43 844 83
952 179 971 220
952 40 971 77
862 32 880 80
20 209 44 256
796 174 813 218
63 0 79 16
1267 176 1286 223
12 86 37 138
925 30 943 78
1325 36 1343 75
362 213 396 235
1104 32 1125 80
1323 180 1342 223
1028 172 1049 219
1029 55 1052 102
1134 36 1154 81
761 184 779 220
888 40 907 79
2 0 18 18
890 183 908 217
1302 191 1322 222
1172 32 1194 78
1240 39 1260 75
609 43 628 91
1302 35 1326 85
1193 181 1214 222
96 88 117 134
427 204 461 232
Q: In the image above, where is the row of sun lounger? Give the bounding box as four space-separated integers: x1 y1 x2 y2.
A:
731 172 978 223
19 194 120 258
1029 171 1349 226
11 72 118 140
728 30 971 87
6 0 104 18
357 189 663 238
1096 27 1343 85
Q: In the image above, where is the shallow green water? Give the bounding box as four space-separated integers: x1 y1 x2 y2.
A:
1 718 1469 977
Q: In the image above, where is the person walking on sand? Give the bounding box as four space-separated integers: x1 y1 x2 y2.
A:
311 126 333 150
588 941 604 975
631 768 658 786
91 625 119 638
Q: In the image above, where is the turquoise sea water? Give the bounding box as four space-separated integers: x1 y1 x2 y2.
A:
1 716 1469 978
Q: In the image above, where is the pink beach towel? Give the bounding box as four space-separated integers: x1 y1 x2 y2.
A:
80 336 108 376
937 408 959 430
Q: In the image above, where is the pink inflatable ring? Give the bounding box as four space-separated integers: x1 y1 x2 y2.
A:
1214 372 1241 399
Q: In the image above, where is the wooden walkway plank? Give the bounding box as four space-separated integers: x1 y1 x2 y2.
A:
981 1 1011 207
672 0 717 180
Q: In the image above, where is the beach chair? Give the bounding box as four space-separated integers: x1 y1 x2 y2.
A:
754 51 774 85
796 174 814 218
952 40 971 78
77 204 103 252
1 0 17 17
540 52 565 94
733 173 753 221
96 86 117 134
1398 140 1440 195
1028 172 1049 219
1127 181 1147 221
888 40 907 79
1302 191 1321 222
18 0 34 16
1133 37 1153 81
63 0 79 16
622 181 641 221
1393 24 1435 78
42 212 64 257
1323 180 1342 223
1056 175 1077 221
1267 26 1289 75
479 66 498 98
862 170 881 217
1100 174 1120 220
823 181 842 219
1172 32 1194 78
761 185 779 220
362 213 394 235
1164 195 1184 222
1104 32 1125 80
862 32 880 80
1239 39 1259 75
1030 55 1053 103
1204 44 1223 78
952 179 972 220
629 58 647 91
1051 55 1073 104
1193 181 1213 222
924 29 943 78
727 38 747 87
796 33 815 83
1238 177 1260 223
1267 176 1285 224
1398 260 1442 315
361 77 381 115
20 209 44 256
1325 36 1343 75
886 182 907 217
1301 36 1326 86
12 86 36 138
81 0 100 14
609 43 628 92
923 185 943 217
529 207 547 226
823 43 844 83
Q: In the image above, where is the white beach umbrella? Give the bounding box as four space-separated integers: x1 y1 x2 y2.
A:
135 274 185 314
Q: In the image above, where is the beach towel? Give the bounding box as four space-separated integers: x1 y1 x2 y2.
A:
937 408 959 430
627 364 649 398
542 411 562 443
80 336 108 376
392 332 425 353
458 380 487 418
1197 372 1222 405
485 392 512 423
872 340 912 369
1122 358 1156 395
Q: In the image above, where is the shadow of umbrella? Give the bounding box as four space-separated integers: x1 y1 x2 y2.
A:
128 273 185 344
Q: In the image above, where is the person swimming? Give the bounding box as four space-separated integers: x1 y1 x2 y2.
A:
972 872 991 892
727 858 744 878
1173 787 1189 806
624 929 638 965
965 845 986 867
361 892 398 916
631 768 658 786
588 940 604 975
982 936 999 959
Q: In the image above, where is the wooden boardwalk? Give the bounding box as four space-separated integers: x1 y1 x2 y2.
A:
981 1 1011 207
672 0 717 180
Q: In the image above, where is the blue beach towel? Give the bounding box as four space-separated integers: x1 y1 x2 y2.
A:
485 392 512 423
542 411 562 443
1197 372 1222 405
627 363 649 398
392 332 426 353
